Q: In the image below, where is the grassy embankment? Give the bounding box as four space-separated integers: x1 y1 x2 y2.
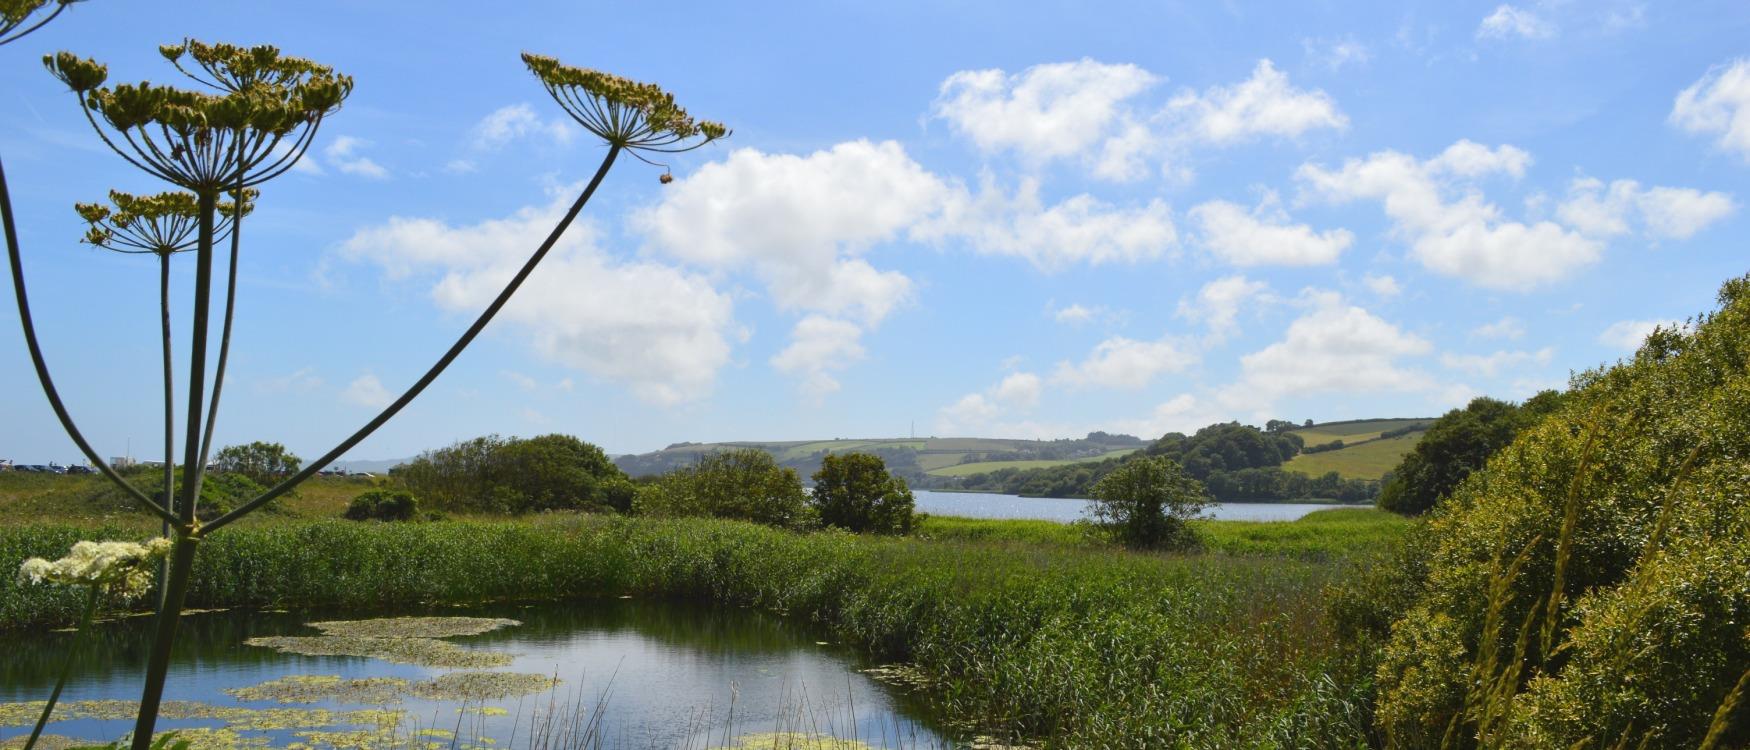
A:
0 473 1407 747
1282 418 1433 481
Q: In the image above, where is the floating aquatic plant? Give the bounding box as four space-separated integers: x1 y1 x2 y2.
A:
407 673 557 703
708 733 881 750
304 617 519 639
224 676 410 706
241 636 512 669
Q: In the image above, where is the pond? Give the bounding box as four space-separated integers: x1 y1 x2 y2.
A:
913 490 1359 523
0 601 954 750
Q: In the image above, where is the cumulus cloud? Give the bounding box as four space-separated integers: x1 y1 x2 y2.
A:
1297 140 1601 290
1477 4 1556 39
770 316 867 400
926 177 1178 269
1303 37 1371 71
932 58 1344 181
1165 59 1349 144
932 58 1158 166
1440 347 1554 377
936 372 1045 433
1364 274 1402 297
1190 194 1352 266
1101 394 1232 440
1221 292 1435 410
1556 177 1735 240
1178 275 1270 336
1671 59 1750 160
1053 335 1198 390
1052 303 1102 325
473 103 575 149
1598 319 1684 351
341 188 737 405
342 374 392 408
325 136 389 179
1471 316 1526 340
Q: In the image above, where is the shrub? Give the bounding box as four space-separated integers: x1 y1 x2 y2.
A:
344 489 419 522
1373 276 1750 748
810 453 914 534
211 441 302 486
634 448 811 529
1086 455 1207 550
392 434 628 514
1376 391 1564 516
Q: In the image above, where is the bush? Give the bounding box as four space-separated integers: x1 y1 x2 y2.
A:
344 489 419 522
211 441 302 486
1372 276 1750 748
1376 391 1564 516
392 433 628 514
1086 455 1207 550
635 448 811 528
810 453 914 534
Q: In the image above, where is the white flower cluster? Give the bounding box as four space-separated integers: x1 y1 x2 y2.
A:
17 538 174 597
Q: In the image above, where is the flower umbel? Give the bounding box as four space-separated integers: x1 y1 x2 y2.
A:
75 189 254 254
0 0 80 46
521 52 728 163
16 539 174 598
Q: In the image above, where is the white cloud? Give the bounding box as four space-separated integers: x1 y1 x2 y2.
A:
1052 303 1100 324
936 372 1044 433
1053 335 1198 390
325 136 389 179
1221 292 1435 410
1178 275 1270 336
1471 316 1526 340
1672 59 1750 160
1102 394 1231 440
1303 37 1371 71
1440 347 1554 377
1190 195 1352 266
1597 319 1684 351
500 370 538 391
1297 141 1600 290
341 189 736 405
770 316 866 400
1166 59 1348 145
1478 4 1556 39
472 103 576 149
444 159 477 175
932 58 1157 167
1556 177 1735 240
928 177 1178 269
1364 274 1402 297
342 374 392 408
256 366 324 394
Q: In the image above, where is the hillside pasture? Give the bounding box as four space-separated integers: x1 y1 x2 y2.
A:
1283 434 1420 480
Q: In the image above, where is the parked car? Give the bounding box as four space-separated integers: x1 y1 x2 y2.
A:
66 465 96 475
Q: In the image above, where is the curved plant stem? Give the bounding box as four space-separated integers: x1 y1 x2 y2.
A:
0 157 176 525
203 144 622 533
23 585 100 750
0 2 68 47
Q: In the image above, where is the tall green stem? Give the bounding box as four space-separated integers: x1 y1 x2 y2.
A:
157 251 175 612
176 192 217 525
129 533 196 750
196 174 245 473
23 585 100 750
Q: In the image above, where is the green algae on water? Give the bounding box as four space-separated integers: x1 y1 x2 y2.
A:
243 635 513 669
226 675 412 705
306 617 519 639
408 672 558 702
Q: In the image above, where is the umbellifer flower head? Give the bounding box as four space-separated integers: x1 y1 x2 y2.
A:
75 189 254 254
44 40 352 190
17 538 174 598
521 52 727 161
0 0 81 47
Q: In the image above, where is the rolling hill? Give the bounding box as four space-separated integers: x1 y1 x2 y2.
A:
1282 418 1434 480
612 434 1148 482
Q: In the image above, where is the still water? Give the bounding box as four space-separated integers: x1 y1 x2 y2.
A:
0 601 950 749
913 489 1357 523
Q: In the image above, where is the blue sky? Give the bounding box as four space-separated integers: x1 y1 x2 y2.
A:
3 0 1749 463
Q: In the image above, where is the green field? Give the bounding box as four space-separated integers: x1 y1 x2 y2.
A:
1283 433 1421 479
1288 417 1431 446
926 447 1137 477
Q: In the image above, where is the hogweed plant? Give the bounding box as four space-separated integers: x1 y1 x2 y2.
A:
14 539 172 750
2 31 726 750
0 0 80 46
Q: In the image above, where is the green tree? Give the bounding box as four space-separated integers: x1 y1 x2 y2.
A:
496 433 624 512
211 440 301 485
1087 456 1208 550
635 448 810 528
810 453 915 534
344 488 419 522
1377 392 1563 515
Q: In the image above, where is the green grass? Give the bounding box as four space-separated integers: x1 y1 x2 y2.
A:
0 513 1388 747
1284 434 1422 480
926 448 1136 477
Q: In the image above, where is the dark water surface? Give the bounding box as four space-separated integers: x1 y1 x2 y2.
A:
0 600 951 749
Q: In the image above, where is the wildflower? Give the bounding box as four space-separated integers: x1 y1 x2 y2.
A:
521 52 727 163
16 539 174 599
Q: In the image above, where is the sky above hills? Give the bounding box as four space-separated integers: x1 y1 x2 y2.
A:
3 0 1749 462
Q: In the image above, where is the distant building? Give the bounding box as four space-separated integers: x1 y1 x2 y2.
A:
111 456 135 469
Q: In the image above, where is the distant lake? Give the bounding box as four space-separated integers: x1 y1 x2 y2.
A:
913 489 1358 523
